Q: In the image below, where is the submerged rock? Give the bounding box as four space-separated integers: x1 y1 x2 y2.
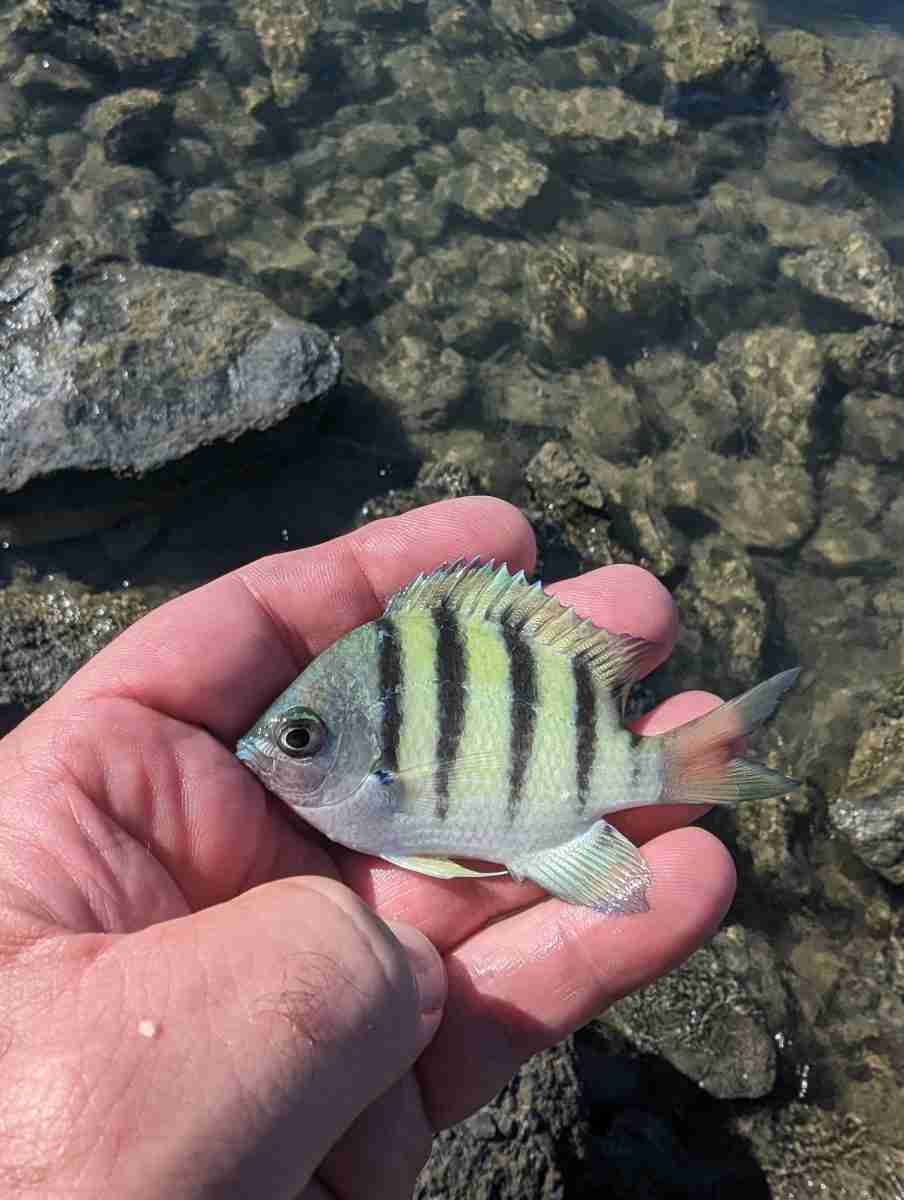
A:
657 444 815 550
735 1104 904 1200
601 925 786 1100
0 239 340 492
490 0 577 42
803 458 896 571
832 677 904 885
715 328 824 466
654 0 768 95
842 390 904 465
666 532 767 693
826 325 904 397
768 29 897 148
780 231 904 325
525 242 686 365
434 129 549 224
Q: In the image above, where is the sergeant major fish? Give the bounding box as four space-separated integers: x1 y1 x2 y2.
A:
236 560 800 913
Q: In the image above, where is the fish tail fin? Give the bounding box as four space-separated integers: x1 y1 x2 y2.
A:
658 668 801 806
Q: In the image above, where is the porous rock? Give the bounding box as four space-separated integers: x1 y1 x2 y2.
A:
416 1042 588 1200
0 239 340 492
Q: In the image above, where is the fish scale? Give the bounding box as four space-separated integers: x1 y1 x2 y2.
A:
236 560 800 912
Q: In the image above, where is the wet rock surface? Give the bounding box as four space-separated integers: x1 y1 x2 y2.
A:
601 925 786 1100
3 0 904 1195
768 29 897 149
0 239 340 491
0 568 159 710
416 1043 588 1200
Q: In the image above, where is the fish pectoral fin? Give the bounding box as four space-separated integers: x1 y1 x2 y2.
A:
379 853 509 880
506 821 651 913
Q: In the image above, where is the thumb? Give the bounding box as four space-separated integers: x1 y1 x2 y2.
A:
84 876 445 1198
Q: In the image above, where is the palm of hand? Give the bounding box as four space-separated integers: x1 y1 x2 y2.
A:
0 499 734 1199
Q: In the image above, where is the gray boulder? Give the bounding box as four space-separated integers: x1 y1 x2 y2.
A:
0 240 340 492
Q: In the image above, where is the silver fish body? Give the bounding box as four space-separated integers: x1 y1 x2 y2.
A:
237 560 799 912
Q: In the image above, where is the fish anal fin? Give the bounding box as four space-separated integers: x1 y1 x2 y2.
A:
507 821 651 913
379 853 508 880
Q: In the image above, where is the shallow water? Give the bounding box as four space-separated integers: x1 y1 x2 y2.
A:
1 0 903 1194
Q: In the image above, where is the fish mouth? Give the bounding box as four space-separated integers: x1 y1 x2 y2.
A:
235 739 275 780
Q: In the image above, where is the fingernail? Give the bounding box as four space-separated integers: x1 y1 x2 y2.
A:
388 921 446 1016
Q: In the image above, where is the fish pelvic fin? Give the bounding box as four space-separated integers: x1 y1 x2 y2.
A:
507 821 651 913
658 668 801 806
379 853 508 880
383 558 654 693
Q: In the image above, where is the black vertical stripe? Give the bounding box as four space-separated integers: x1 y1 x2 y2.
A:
573 654 596 813
502 612 538 822
376 617 403 774
434 599 467 820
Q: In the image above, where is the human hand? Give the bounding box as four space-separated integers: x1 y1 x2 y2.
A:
0 498 735 1198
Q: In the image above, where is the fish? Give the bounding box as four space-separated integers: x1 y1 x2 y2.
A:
236 559 800 913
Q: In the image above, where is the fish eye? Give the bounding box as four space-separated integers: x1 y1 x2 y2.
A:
275 711 327 758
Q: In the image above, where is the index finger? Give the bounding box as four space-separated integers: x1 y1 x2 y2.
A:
55 498 536 741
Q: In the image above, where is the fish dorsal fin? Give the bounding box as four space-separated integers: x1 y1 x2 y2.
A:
383 559 652 692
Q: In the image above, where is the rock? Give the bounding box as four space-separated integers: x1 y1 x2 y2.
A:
762 119 874 206
435 129 549 224
735 1104 904 1200
343 332 471 438
525 242 686 366
159 136 219 184
399 236 524 359
385 45 484 133
842 390 904 465
585 457 687 577
832 790 904 886
715 328 825 465
61 145 165 257
490 0 577 42
416 1041 589 1200
0 568 158 710
653 0 768 95
826 326 904 397
82 88 173 165
628 350 739 450
235 0 323 107
11 0 200 78
0 146 48 255
535 35 655 91
657 445 815 550
780 231 904 325
0 239 340 492
172 186 246 240
803 458 896 571
666 533 767 693
831 678 904 885
523 441 627 571
11 52 97 102
488 82 677 149
172 71 274 168
567 360 648 462
524 443 685 576
600 925 786 1100
480 355 579 433
428 0 496 50
768 29 897 148
705 181 878 252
